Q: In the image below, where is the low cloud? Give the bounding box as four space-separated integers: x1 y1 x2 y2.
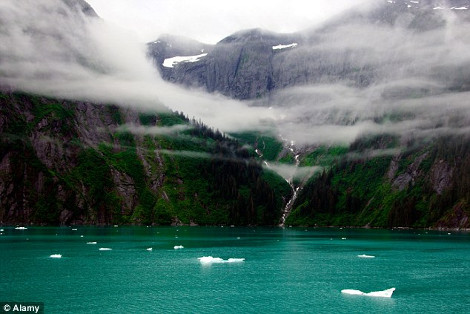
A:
118 124 191 136
264 163 323 182
1 0 470 155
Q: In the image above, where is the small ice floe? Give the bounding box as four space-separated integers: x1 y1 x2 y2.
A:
341 288 395 298
72 228 78 231
0 229 4 232
357 254 375 258
341 237 347 240
198 256 245 264
146 248 153 251
15 226 27 230
50 254 62 258
80 235 84 238
86 242 97 245
174 245 184 250
99 248 112 251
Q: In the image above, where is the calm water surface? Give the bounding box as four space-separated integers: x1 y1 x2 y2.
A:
0 227 469 313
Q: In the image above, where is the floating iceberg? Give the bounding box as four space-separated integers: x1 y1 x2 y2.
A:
50 254 62 258
15 226 27 230
174 245 184 250
341 288 395 298
198 256 245 264
146 248 153 251
357 254 375 258
99 248 112 251
86 242 97 245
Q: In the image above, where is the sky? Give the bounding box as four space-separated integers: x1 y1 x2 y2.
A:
86 0 367 44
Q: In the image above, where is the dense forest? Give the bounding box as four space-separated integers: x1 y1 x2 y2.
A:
1 90 469 228
286 135 470 229
0 91 290 226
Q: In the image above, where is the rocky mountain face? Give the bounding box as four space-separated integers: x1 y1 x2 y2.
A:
148 0 470 99
285 134 470 228
147 0 470 229
0 91 289 225
1 0 469 228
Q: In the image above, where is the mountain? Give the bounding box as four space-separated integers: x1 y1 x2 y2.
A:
147 0 470 229
1 0 469 228
148 0 470 99
0 91 290 225
286 134 470 228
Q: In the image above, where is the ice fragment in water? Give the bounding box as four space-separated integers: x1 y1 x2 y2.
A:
341 288 395 298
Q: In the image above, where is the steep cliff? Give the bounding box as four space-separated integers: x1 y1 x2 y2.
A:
0 91 290 225
149 0 470 99
286 135 470 229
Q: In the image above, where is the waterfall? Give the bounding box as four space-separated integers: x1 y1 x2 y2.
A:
279 141 301 227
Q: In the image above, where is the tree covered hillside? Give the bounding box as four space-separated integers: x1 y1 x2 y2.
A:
286 135 470 229
0 91 290 226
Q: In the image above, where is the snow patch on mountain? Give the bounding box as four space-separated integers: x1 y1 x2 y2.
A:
162 53 208 68
272 43 298 50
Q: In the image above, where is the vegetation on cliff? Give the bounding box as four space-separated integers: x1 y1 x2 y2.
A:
0 91 290 226
286 135 470 229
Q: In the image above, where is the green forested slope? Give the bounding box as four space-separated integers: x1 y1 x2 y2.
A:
0 91 290 225
287 135 470 229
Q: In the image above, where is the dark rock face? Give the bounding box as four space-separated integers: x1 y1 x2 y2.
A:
148 0 470 100
148 29 301 99
62 0 99 17
0 92 163 225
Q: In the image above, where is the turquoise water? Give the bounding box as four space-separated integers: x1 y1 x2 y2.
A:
0 227 469 313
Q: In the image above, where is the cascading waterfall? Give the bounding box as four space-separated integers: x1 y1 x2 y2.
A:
256 137 303 227
279 140 301 227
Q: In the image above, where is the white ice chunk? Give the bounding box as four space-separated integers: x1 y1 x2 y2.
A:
341 288 395 298
357 254 375 258
50 254 62 258
99 248 112 251
146 248 153 251
163 53 208 68
15 227 27 230
86 242 97 245
174 245 184 250
198 256 245 264
451 7 468 10
272 43 298 50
